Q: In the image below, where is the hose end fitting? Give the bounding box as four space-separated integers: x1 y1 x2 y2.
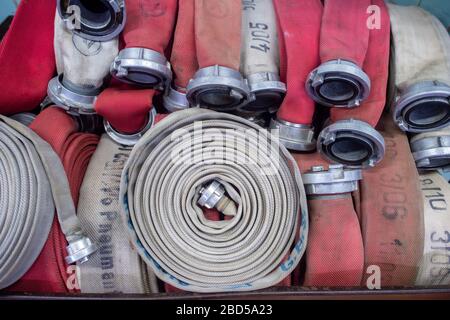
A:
163 86 190 112
303 164 362 196
65 236 97 265
186 65 251 112
410 131 450 170
198 180 237 217
306 59 371 108
111 48 172 90
317 119 385 169
269 118 316 151
393 81 450 133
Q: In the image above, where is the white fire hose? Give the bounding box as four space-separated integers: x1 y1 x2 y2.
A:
0 116 95 290
77 135 158 293
119 108 308 292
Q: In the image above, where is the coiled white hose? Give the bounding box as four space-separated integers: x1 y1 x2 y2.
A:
120 108 308 292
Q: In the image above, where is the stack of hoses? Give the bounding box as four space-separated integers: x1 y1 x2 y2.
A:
120 108 308 292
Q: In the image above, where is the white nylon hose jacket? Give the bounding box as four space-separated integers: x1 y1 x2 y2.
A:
240 0 280 76
120 108 308 293
388 4 450 89
416 172 450 286
54 13 118 90
77 135 158 293
0 116 84 289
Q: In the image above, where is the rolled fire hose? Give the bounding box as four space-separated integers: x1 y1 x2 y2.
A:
57 0 126 42
0 0 56 115
389 4 450 133
416 171 450 286
8 107 99 293
163 0 198 112
186 0 251 111
306 0 372 108
48 13 119 115
316 0 389 169
0 109 97 290
239 0 286 113
410 129 450 170
360 115 424 287
120 108 308 292
76 134 159 293
110 0 177 89
269 0 323 152
293 153 364 287
94 84 157 146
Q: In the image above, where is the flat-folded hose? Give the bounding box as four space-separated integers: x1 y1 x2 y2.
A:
120 108 308 292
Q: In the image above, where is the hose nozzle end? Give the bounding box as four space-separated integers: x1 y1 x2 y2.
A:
65 236 97 265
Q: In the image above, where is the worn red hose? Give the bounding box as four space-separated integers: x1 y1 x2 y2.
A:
171 0 198 91
194 0 241 70
293 153 364 286
0 0 56 115
7 107 99 293
360 116 424 286
95 82 155 134
274 0 322 125
122 0 177 53
320 0 371 67
330 0 390 126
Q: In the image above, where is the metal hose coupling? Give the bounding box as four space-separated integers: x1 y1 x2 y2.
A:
163 86 190 113
104 108 157 146
410 130 450 170
393 81 450 133
65 230 98 265
317 119 385 169
269 119 316 152
111 48 172 90
57 0 126 42
198 180 237 217
186 65 252 111
306 59 371 108
302 164 362 196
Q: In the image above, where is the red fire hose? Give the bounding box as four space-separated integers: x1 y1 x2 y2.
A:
110 0 177 89
269 0 322 152
7 107 99 293
293 153 364 286
306 0 371 108
164 0 198 112
0 0 56 115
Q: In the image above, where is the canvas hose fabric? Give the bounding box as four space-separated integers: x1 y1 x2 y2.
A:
8 107 99 293
164 0 198 112
360 115 424 286
0 0 56 115
293 153 364 286
110 0 177 88
306 0 371 108
269 0 322 152
0 109 95 290
187 0 251 111
415 171 450 286
77 134 158 293
317 0 389 169
120 108 308 292
388 4 450 133
239 0 285 113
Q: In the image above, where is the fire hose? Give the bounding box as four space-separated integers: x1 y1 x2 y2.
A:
317 0 389 169
239 0 286 113
187 0 251 111
360 115 424 286
269 0 323 152
119 108 308 292
0 108 97 290
76 135 158 293
306 0 371 108
164 0 198 112
110 0 177 89
293 153 364 286
388 4 450 133
416 171 450 286
0 0 56 115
